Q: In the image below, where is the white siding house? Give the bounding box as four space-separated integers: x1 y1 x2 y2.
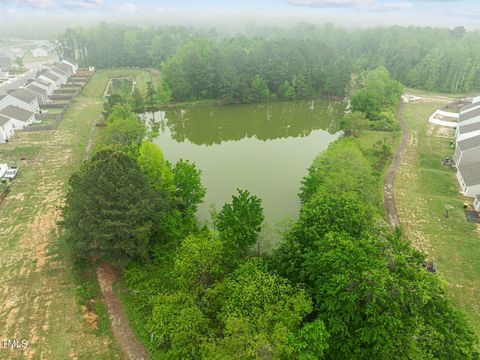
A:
61 60 78 74
458 107 480 127
37 71 61 90
457 162 480 197
23 87 46 106
26 84 48 104
475 195 480 212
0 89 39 113
30 79 55 96
454 133 480 167
53 63 74 78
48 67 68 84
0 114 14 143
0 105 35 129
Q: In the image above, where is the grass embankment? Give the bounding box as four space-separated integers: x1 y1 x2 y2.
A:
0 68 154 359
395 99 480 337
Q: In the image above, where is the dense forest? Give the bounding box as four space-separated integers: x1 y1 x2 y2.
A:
60 68 479 359
56 23 480 100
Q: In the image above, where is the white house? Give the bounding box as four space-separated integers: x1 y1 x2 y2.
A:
474 195 480 212
0 114 14 143
30 79 55 96
0 105 35 129
26 83 49 103
48 67 68 84
37 71 62 90
61 60 78 74
457 162 480 197
458 107 480 127
23 87 46 106
53 63 74 78
31 47 48 58
454 133 480 167
0 89 39 113
460 100 480 116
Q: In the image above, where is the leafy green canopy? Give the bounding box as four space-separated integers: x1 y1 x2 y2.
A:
350 66 403 121
203 259 329 360
299 139 377 206
62 148 154 263
215 189 264 265
102 103 146 146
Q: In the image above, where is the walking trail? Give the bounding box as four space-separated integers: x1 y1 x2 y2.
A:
82 100 150 360
97 264 150 360
384 101 409 225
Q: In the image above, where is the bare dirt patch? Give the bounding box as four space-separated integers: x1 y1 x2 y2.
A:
97 264 150 360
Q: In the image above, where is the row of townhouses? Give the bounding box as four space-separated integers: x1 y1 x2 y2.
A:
454 95 480 211
0 60 78 143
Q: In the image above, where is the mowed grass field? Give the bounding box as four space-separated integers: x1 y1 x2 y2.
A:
0 68 155 359
395 98 480 337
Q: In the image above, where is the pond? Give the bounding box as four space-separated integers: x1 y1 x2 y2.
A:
144 99 344 226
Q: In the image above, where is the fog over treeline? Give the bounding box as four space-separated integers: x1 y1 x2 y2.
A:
52 22 480 96
1 8 479 40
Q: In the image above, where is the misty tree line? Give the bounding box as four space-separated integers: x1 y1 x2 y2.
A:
56 23 480 101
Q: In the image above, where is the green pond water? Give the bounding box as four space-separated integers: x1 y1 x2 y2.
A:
146 99 344 225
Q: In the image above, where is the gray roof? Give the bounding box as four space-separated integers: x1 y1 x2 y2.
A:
27 84 47 96
461 101 480 114
40 71 60 82
54 63 72 74
0 105 33 122
458 134 480 151
9 89 36 104
0 114 10 127
458 147 480 167
34 78 51 87
459 121 480 135
476 194 480 201
50 66 67 76
459 161 480 187
459 106 480 122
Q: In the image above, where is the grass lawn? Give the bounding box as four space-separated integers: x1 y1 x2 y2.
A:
395 98 480 337
0 68 156 359
42 107 64 114
87 68 161 98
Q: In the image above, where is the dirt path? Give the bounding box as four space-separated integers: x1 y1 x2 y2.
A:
0 97 122 358
384 101 409 226
97 264 150 360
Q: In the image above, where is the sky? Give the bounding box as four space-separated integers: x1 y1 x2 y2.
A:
1 0 479 32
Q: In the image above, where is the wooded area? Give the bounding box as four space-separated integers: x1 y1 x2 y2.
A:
59 72 479 358
56 24 480 100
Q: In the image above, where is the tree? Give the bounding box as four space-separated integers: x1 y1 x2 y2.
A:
103 103 146 146
202 259 327 359
248 74 270 102
148 291 210 359
272 191 373 284
137 141 177 242
173 231 223 292
299 139 377 205
340 111 365 138
280 80 296 100
130 87 145 112
62 148 154 263
215 189 264 265
145 81 158 110
172 159 206 215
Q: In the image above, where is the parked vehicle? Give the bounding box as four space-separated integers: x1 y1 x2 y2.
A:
3 166 18 180
0 164 7 178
